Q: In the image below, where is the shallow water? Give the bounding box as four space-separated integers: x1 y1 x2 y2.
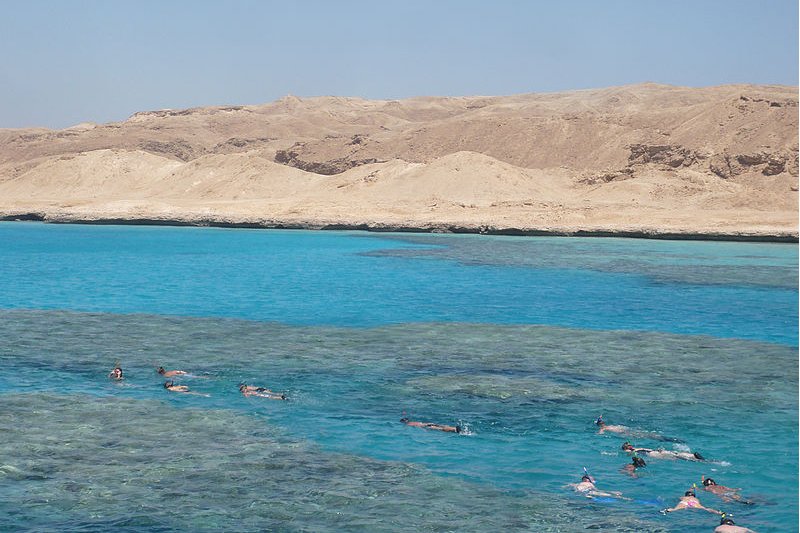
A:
0 223 796 532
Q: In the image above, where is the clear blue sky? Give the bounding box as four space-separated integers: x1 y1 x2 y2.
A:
1 0 797 128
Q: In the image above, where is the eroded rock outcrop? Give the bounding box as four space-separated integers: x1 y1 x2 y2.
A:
709 150 798 179
738 95 798 108
628 144 703 168
139 140 201 162
579 167 634 185
274 142 381 175
212 137 276 153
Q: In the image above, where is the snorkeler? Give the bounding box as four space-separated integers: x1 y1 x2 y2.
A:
660 488 722 515
570 470 627 499
621 456 647 478
714 513 757 533
400 417 461 433
239 384 287 400
156 366 188 378
621 442 706 462
163 380 190 392
108 364 123 381
702 476 753 505
594 415 629 435
163 380 209 396
595 415 682 442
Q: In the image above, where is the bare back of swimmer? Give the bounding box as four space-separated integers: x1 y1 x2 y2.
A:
569 473 627 499
239 384 287 400
163 380 209 396
400 417 461 433
703 476 752 504
661 489 722 515
621 442 705 462
157 366 188 378
714 513 756 532
595 415 682 442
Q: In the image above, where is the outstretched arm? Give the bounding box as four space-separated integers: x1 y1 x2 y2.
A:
697 503 722 515
589 490 629 500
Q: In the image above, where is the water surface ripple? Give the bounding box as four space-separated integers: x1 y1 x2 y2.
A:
1 311 796 532
0 224 796 532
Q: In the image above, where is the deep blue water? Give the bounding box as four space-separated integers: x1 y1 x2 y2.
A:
0 222 796 532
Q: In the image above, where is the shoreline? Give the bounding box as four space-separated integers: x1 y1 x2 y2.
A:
1 212 796 243
1 85 795 246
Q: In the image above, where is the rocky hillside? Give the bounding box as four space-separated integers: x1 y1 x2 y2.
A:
0 83 796 238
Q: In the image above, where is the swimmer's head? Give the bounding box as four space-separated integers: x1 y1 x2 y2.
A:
720 514 735 525
594 415 604 427
581 474 592 482
400 417 409 423
685 489 696 497
239 384 246 392
693 452 705 460
621 442 634 451
455 425 462 434
164 380 173 389
632 457 646 468
703 478 716 487
157 366 165 374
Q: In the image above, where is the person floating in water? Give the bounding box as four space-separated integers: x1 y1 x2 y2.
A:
163 380 209 396
157 366 188 378
702 476 753 505
622 442 706 462
595 415 682 442
660 487 722 515
239 384 287 400
714 513 757 533
400 417 461 433
108 363 123 381
594 415 629 435
569 470 627 499
621 456 647 478
163 380 190 393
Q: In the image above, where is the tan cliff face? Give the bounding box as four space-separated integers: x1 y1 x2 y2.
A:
0 83 797 238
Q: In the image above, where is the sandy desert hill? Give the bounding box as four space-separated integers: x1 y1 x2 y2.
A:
0 83 797 239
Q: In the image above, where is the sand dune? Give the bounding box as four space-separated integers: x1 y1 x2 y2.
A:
323 152 568 207
157 153 326 201
0 149 180 203
0 83 796 238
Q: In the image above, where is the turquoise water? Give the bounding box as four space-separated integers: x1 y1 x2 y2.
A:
0 223 796 532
